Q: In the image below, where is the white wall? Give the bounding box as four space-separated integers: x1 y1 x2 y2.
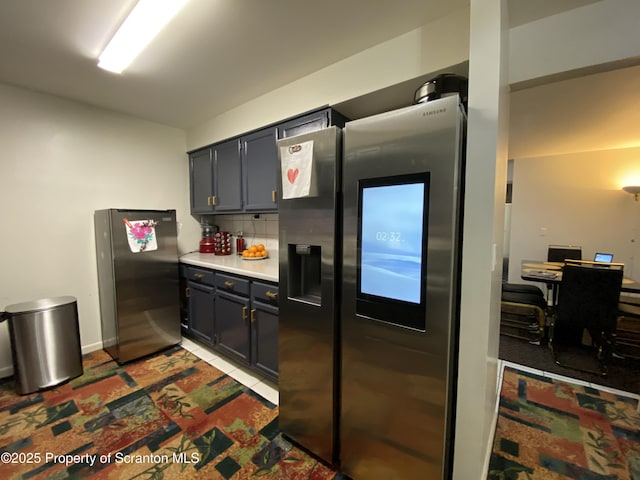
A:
509 0 640 85
509 65 640 159
0 83 198 377
187 7 471 150
507 63 640 285
454 0 509 478
509 148 640 283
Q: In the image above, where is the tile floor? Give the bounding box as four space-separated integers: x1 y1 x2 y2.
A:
180 337 279 405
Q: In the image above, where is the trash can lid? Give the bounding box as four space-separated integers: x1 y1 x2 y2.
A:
4 296 77 315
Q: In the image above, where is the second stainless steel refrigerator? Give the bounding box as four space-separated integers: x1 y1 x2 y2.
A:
278 95 465 479
95 209 181 364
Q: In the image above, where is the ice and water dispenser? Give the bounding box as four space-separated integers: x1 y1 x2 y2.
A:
287 244 322 304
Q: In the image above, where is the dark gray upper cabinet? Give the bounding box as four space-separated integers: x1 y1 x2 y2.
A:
189 108 347 215
242 127 278 212
277 108 348 140
189 139 242 214
189 148 215 214
213 139 243 212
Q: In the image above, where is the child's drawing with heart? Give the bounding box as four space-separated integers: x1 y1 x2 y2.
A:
287 168 299 184
280 140 314 199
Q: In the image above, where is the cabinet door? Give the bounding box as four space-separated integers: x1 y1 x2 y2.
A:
277 110 330 139
179 265 189 335
251 301 278 382
187 281 215 345
242 127 278 211
215 290 251 365
214 139 243 212
190 148 215 214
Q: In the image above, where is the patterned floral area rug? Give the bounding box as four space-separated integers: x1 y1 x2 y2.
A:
0 346 339 479
489 366 640 480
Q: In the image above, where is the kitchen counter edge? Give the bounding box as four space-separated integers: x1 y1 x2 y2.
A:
179 252 279 283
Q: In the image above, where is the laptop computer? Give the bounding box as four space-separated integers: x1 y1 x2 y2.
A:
594 252 614 263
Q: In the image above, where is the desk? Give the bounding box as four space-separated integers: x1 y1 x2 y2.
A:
520 260 640 303
521 261 562 305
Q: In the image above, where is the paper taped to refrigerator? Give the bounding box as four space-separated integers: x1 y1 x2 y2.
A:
280 140 316 199
123 218 158 252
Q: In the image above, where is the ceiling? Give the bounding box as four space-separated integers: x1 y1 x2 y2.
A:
0 0 602 130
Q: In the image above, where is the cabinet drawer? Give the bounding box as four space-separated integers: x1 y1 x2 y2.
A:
185 266 214 286
215 273 250 296
252 281 279 306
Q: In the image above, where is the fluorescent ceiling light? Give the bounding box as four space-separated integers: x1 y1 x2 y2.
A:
98 0 188 74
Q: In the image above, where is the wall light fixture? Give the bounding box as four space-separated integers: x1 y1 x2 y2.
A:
98 0 188 74
622 185 640 201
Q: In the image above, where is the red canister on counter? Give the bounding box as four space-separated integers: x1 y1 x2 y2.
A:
235 232 245 255
199 225 215 253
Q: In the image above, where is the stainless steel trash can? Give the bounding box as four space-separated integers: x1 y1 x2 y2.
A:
1 296 83 395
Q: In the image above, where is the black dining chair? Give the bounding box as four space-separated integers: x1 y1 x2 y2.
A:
544 245 582 305
500 283 547 344
547 245 582 263
549 260 623 376
616 296 640 359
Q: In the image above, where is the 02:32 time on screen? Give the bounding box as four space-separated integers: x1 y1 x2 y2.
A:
375 231 401 242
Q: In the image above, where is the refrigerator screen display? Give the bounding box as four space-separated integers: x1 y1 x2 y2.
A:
356 172 430 330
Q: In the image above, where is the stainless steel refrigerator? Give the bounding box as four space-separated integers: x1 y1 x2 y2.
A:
94 209 181 363
278 95 465 479
278 126 342 465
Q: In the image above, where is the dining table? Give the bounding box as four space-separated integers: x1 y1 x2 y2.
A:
520 260 640 305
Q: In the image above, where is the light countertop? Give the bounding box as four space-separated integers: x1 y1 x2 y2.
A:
180 252 278 283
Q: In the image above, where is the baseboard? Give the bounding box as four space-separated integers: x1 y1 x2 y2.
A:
0 365 13 379
82 341 104 355
482 398 500 479
481 367 504 480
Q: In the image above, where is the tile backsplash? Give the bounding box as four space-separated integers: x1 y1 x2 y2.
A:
200 214 278 254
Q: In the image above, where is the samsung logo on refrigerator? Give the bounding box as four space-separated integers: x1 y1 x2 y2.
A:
422 108 447 117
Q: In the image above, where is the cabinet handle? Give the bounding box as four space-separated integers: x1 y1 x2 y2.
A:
271 190 277 203
242 306 248 320
193 273 204 280
185 287 190 298
250 308 256 323
211 195 217 206
224 280 234 289
265 291 278 300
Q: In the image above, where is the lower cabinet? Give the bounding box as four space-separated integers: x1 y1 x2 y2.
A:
182 265 278 381
251 281 279 382
179 264 189 335
215 290 251 366
183 265 216 345
187 281 215 345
